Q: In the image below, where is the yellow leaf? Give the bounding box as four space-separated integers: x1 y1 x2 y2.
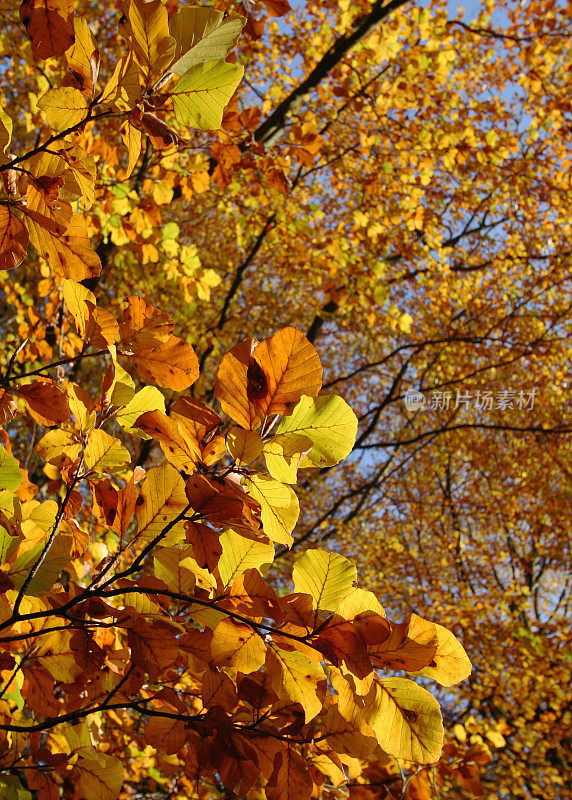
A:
116 386 165 432
367 678 444 763
75 753 123 800
218 528 274 587
292 549 357 613
121 121 142 179
413 620 472 686
35 430 81 465
211 617 266 673
245 474 299 546
66 17 99 97
170 6 245 75
27 211 100 282
263 432 313 483
84 430 131 473
121 0 174 84
135 463 187 542
62 278 95 339
226 427 263 465
154 545 196 594
171 60 244 130
9 532 72 597
266 645 325 723
336 587 385 620
100 55 141 110
277 395 358 468
37 87 89 132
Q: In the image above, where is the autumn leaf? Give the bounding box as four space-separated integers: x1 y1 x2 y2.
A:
276 395 358 468
266 645 326 723
121 0 175 85
135 462 188 541
116 386 165 433
84 429 131 473
26 211 101 281
367 678 444 763
66 16 100 97
266 747 313 800
20 0 75 60
0 206 29 270
244 474 299 546
248 327 322 417
0 446 22 491
169 6 245 76
411 619 472 686
131 335 199 391
218 528 274 587
74 753 124 800
37 87 89 132
16 380 70 425
171 60 245 130
211 617 266 673
145 714 187 755
293 549 357 613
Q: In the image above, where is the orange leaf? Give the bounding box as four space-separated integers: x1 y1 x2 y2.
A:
367 614 438 672
20 0 75 60
131 335 199 391
0 206 29 270
119 296 173 349
145 714 187 754
16 380 70 425
135 410 201 473
215 329 322 428
266 747 312 800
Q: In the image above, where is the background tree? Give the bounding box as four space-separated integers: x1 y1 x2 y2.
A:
0 0 570 799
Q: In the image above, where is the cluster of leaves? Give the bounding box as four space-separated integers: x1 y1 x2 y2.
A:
0 0 570 798
0 3 475 800
1 0 245 278
0 306 471 800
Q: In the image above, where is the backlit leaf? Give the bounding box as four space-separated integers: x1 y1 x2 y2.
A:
245 474 299 546
218 528 274 587
20 0 74 60
277 395 358 468
0 207 28 271
292 549 357 613
84 430 131 473
38 87 89 132
0 446 22 492
172 60 244 130
367 678 444 763
170 7 245 75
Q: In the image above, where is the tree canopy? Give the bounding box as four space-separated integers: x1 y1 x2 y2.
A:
0 1 570 800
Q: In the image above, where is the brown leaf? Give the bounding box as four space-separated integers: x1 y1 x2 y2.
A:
16 379 70 425
185 520 222 572
0 206 29 270
266 747 312 800
20 0 75 60
126 619 179 679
